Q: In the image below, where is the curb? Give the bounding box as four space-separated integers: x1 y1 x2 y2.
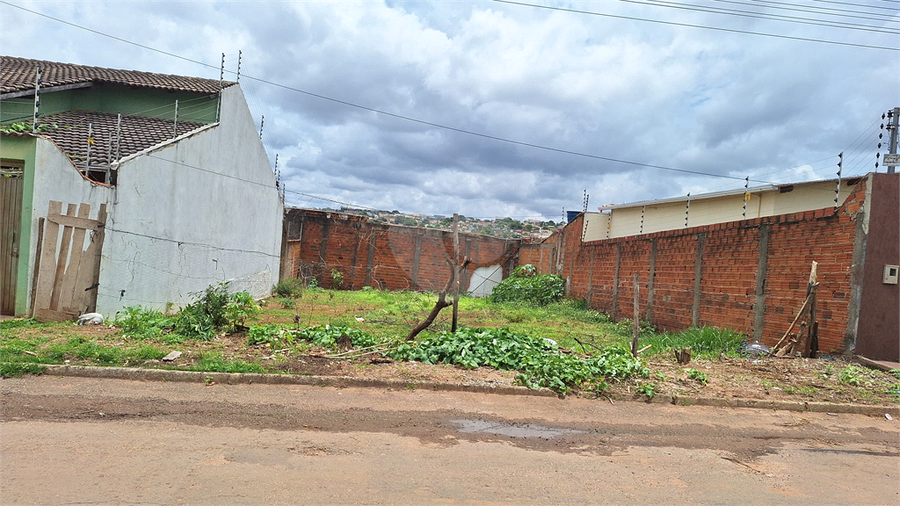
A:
31 364 900 416
38 364 559 398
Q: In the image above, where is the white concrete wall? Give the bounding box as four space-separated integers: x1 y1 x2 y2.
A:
583 181 854 242
26 85 282 317
95 85 282 315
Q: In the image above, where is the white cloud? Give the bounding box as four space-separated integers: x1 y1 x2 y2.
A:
2 0 897 220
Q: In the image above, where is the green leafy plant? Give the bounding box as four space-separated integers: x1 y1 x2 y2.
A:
331 268 344 289
115 306 172 339
189 352 264 374
0 318 41 330
293 325 378 350
172 283 259 339
636 382 656 400
685 368 709 385
247 324 292 347
392 327 644 395
277 297 296 309
490 265 565 306
839 365 864 386
0 121 55 133
226 291 260 328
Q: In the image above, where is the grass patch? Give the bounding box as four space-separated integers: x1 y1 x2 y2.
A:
641 327 745 358
1 362 47 378
188 353 265 374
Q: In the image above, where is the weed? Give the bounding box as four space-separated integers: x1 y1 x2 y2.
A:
636 382 656 400
643 327 745 358
393 327 644 395
685 368 709 385
839 365 864 386
277 297 296 309
226 291 260 328
172 283 259 339
190 352 264 374
247 324 292 347
330 269 344 289
796 386 819 396
293 325 378 350
653 371 666 381
0 318 41 330
890 369 900 380
0 363 47 378
273 278 305 298
115 306 171 339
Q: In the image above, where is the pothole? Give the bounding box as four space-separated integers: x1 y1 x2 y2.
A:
450 419 587 439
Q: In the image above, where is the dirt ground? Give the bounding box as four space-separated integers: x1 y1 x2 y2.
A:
38 323 900 406
2 376 898 505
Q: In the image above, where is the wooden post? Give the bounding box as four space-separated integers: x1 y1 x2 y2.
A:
804 261 818 358
632 273 640 357
451 213 460 333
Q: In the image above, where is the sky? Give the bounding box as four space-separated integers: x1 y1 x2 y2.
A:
1 0 897 221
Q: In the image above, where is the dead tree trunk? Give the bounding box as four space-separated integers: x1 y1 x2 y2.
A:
406 257 471 341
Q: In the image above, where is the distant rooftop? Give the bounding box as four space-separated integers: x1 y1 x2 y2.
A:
1 55 233 96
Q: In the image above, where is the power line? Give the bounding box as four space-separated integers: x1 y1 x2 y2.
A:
743 0 900 21
634 0 900 34
493 0 899 51
811 0 900 10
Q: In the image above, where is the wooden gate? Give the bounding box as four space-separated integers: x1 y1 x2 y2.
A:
32 201 107 321
1 164 24 315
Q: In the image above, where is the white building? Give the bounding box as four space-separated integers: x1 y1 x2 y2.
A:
1 56 282 319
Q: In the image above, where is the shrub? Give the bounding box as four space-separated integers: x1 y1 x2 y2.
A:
172 283 260 339
273 278 305 298
115 306 172 339
490 265 565 305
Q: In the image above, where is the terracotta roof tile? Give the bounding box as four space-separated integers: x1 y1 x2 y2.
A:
1 55 233 95
34 110 205 168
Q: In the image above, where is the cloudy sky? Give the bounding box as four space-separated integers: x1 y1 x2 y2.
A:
2 0 897 220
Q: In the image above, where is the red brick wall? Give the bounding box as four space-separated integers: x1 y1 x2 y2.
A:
538 179 868 354
282 209 516 292
282 177 874 355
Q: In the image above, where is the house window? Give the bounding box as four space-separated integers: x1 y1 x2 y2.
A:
0 159 24 178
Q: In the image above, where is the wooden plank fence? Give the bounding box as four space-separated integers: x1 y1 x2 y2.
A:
32 200 107 321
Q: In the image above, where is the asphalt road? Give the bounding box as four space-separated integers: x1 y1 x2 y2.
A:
1 375 897 505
